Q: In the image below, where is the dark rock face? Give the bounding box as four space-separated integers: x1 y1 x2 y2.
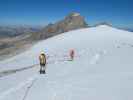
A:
37 12 88 39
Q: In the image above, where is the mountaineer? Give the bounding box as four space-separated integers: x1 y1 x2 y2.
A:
39 52 46 74
69 49 75 61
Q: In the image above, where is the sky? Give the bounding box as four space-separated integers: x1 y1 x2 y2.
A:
0 0 132 28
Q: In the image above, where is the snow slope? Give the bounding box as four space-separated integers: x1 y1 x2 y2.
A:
1 25 133 100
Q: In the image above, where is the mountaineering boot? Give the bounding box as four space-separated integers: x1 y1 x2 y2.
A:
42 70 46 74
40 70 42 74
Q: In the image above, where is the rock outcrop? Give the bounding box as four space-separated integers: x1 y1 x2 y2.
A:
36 12 88 39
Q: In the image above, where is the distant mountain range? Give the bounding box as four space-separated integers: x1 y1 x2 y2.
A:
0 12 88 39
0 14 132 39
0 12 88 60
0 25 41 38
122 27 133 32
0 12 132 60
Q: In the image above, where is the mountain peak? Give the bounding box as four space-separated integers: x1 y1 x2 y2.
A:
65 12 82 20
68 12 81 17
37 12 88 39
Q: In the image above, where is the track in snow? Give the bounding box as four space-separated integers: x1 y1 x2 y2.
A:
0 74 40 100
90 50 107 65
0 64 38 78
0 49 109 78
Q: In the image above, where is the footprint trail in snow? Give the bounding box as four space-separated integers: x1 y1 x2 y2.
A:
90 50 107 65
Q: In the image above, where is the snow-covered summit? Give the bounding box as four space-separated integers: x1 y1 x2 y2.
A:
0 25 133 100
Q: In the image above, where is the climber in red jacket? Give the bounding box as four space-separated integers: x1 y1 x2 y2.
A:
69 49 75 61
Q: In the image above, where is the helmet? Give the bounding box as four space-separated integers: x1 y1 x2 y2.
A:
41 51 45 54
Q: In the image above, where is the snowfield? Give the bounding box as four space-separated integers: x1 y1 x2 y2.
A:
0 25 133 100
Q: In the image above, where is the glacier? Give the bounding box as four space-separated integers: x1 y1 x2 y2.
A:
0 25 133 100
